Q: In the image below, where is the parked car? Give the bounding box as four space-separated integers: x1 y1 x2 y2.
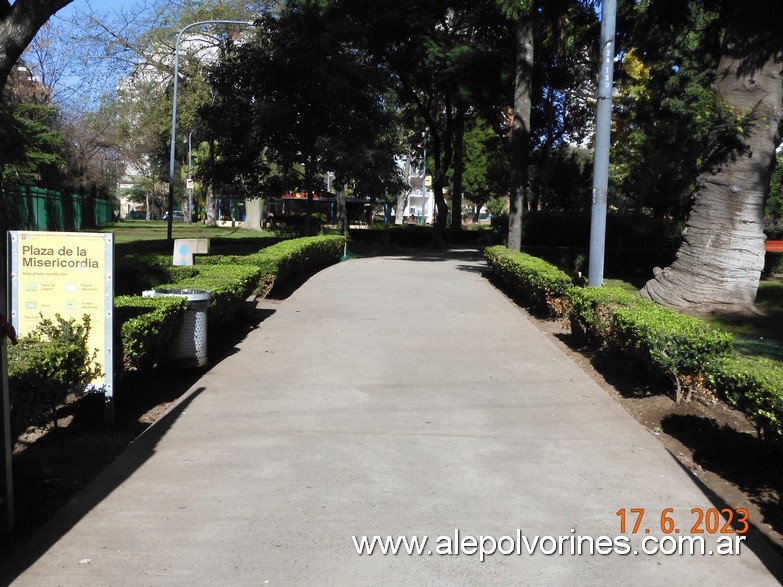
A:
163 210 185 221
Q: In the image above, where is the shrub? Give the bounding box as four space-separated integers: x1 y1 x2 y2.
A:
707 356 783 451
114 295 187 372
611 304 733 403
115 253 199 295
568 286 646 344
158 264 264 327
7 315 102 439
483 245 574 316
196 235 345 293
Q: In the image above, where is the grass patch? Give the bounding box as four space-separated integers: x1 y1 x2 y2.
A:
96 220 273 244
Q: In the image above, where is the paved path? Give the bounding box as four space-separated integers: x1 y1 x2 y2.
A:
5 249 783 585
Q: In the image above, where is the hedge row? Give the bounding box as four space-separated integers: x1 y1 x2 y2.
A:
485 245 783 450
569 287 733 403
483 245 573 317
196 234 346 292
119 235 345 372
114 295 187 372
708 357 783 451
6 235 345 439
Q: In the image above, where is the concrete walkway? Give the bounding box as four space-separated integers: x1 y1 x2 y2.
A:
5 249 782 585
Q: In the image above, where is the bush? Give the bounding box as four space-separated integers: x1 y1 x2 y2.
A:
115 253 199 295
568 286 645 344
158 264 264 327
707 356 783 451
114 295 187 372
196 235 345 293
113 235 344 375
483 245 574 316
611 304 733 403
7 315 102 439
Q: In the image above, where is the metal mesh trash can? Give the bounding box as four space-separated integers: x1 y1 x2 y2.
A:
144 288 210 367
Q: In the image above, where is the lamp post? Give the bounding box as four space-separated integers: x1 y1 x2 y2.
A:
167 19 255 240
188 131 194 223
421 132 427 224
587 0 617 286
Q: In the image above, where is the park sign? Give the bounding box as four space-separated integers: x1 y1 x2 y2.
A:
7 231 114 416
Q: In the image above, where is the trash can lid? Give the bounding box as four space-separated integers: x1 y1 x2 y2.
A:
153 288 211 301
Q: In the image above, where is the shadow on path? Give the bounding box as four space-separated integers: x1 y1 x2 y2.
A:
0 386 206 584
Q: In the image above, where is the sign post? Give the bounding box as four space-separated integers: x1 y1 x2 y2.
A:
0 330 12 532
8 231 114 425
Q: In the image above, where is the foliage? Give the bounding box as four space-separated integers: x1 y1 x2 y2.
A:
158 264 265 327
765 152 783 224
0 102 67 186
611 303 733 402
568 283 732 403
610 0 723 218
335 0 516 233
7 314 101 439
707 356 783 452
483 245 574 316
201 4 403 205
114 295 187 372
453 116 510 217
196 234 346 291
115 253 199 295
112 235 343 376
568 286 646 344
529 146 592 212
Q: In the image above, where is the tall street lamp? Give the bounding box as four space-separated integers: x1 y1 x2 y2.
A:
188 131 194 223
421 132 427 225
167 19 255 240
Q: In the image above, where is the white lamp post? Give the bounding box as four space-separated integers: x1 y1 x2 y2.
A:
167 19 255 240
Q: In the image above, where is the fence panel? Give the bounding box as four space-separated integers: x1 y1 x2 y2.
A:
0 184 115 232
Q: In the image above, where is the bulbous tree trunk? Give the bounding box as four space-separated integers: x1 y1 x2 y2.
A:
641 51 782 310
243 197 263 231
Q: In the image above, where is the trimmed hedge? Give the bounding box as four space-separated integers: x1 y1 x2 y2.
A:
114 235 345 373
484 246 783 451
484 245 574 317
707 357 783 451
157 264 264 327
114 295 187 372
196 234 345 292
7 315 101 438
487 247 732 403
568 286 645 344
569 286 733 402
611 303 733 402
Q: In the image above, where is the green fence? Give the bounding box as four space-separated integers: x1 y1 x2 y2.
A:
0 184 114 232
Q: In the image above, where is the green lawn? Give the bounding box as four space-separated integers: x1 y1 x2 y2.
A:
97 220 279 257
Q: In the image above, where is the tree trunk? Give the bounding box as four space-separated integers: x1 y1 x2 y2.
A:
508 15 534 251
336 189 348 233
244 197 262 231
450 104 465 231
205 185 217 227
0 0 73 92
303 162 313 236
640 52 782 310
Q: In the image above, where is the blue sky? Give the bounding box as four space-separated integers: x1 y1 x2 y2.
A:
55 0 119 19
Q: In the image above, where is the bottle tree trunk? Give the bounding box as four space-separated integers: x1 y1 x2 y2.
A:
244 197 263 231
508 16 533 252
641 50 782 310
